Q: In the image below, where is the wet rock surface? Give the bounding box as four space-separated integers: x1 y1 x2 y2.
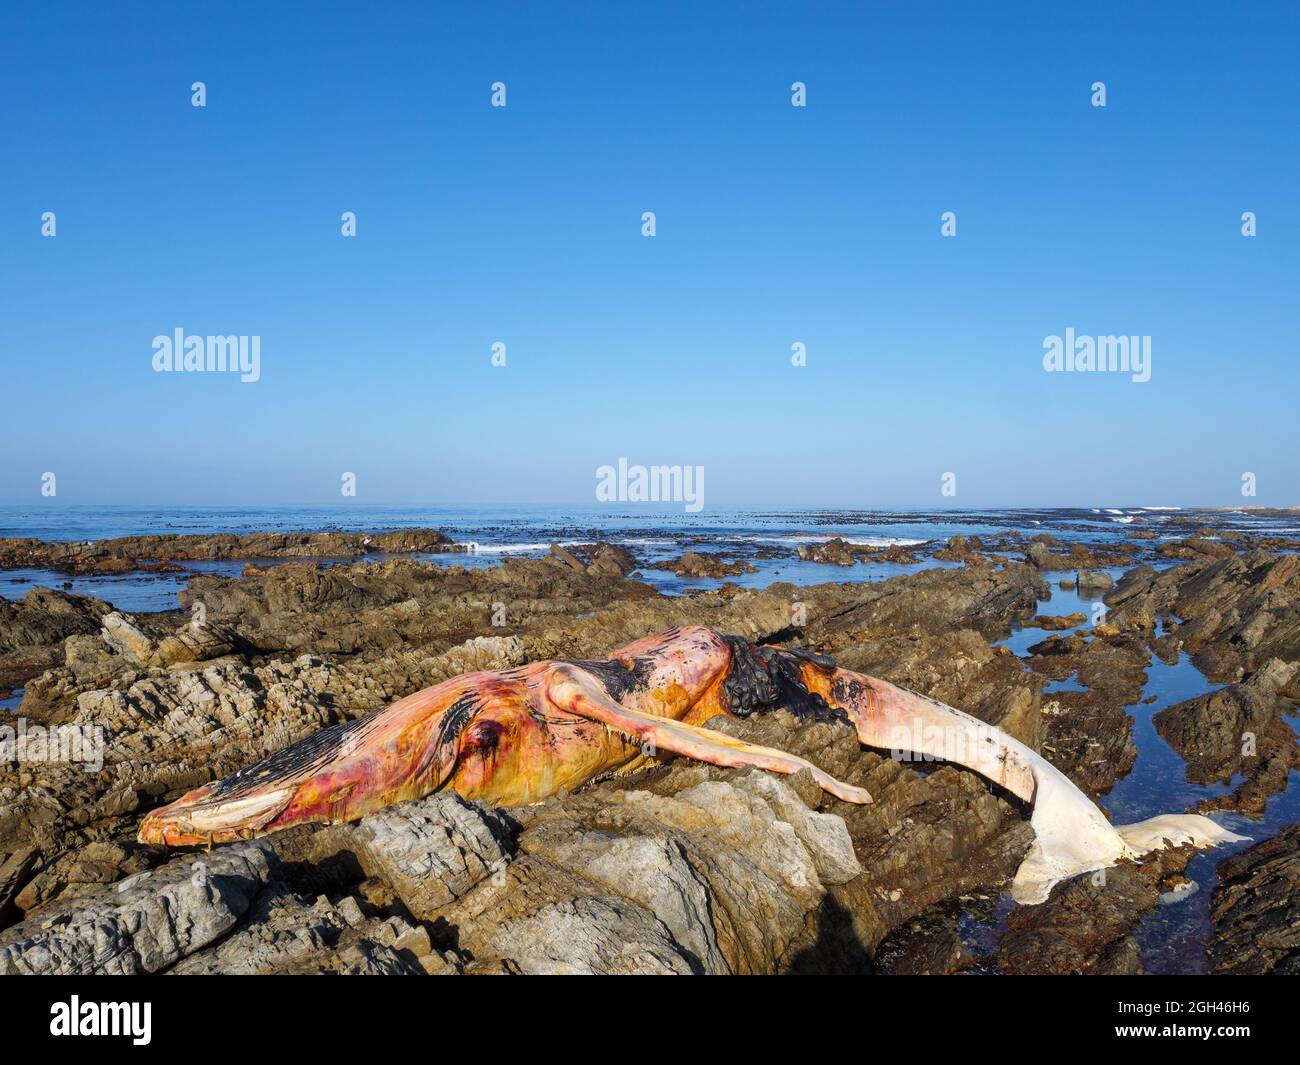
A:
1208 825 1300 975
796 538 919 566
998 847 1196 975
1031 612 1086 631
663 551 756 578
1024 633 1148 796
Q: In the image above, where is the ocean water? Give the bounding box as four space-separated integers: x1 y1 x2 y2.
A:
7 503 1287 548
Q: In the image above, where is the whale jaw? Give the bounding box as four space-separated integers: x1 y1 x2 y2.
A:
138 786 295 846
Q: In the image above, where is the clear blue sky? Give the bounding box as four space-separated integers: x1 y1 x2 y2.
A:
2 2 1296 507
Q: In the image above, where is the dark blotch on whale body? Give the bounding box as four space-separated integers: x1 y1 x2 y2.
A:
721 637 848 726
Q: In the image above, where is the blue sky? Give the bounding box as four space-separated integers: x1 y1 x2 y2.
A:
2 2 1296 507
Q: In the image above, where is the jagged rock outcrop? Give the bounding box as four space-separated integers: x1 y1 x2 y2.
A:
169 880 460 975
932 535 986 564
797 539 919 566
177 554 658 655
1157 537 1235 561
1023 539 1132 572
806 562 1047 648
547 542 639 578
1208 826 1300 975
349 794 516 917
1107 552 1300 681
0 588 114 689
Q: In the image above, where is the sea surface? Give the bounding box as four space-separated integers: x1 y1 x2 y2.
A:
2 503 1297 972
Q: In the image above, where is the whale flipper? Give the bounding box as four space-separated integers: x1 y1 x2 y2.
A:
546 663 873 805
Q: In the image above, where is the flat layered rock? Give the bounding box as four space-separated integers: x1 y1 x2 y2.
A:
0 529 460 575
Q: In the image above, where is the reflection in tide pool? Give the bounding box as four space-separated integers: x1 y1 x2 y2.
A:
0 560 268 614
1044 673 1086 694
1102 653 1231 824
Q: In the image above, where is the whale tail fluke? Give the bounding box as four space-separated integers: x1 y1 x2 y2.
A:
816 665 1248 903
1010 782 1248 904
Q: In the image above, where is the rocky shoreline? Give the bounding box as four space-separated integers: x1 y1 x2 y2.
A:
0 528 461 577
0 526 1297 974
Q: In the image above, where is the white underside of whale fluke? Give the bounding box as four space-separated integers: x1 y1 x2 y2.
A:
1009 760 1248 904
837 670 1249 906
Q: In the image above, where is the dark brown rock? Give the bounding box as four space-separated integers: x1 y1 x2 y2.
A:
1208 825 1300 974
0 529 461 577
664 551 756 578
999 847 1194 975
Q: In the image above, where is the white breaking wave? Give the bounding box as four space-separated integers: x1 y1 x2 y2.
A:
739 534 928 547
843 536 928 547
462 536 684 554
463 540 584 554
